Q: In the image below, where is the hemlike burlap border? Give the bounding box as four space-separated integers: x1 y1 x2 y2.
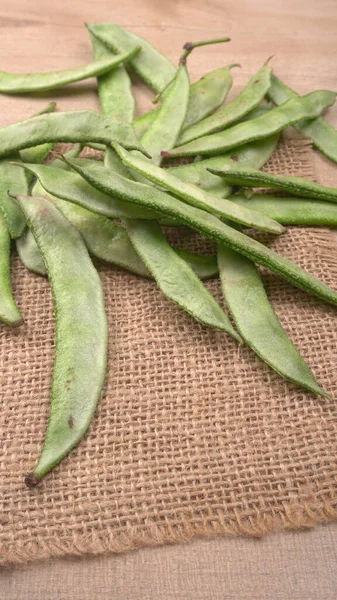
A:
1 138 337 565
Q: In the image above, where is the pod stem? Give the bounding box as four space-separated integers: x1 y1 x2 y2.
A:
179 36 231 65
153 36 231 104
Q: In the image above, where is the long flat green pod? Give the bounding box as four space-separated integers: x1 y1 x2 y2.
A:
63 158 337 308
0 158 27 238
17 194 108 486
89 33 135 121
166 91 336 157
16 228 47 275
217 245 328 398
268 76 337 164
13 163 159 220
0 110 147 159
124 219 240 341
20 101 58 165
177 61 272 145
114 143 284 234
0 212 23 326
0 48 140 94
234 193 337 226
167 134 279 197
209 167 337 203
133 65 235 138
86 23 176 93
140 64 190 165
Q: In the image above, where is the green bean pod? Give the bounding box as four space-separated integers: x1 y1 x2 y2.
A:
0 110 148 159
268 75 337 164
27 179 218 280
86 23 176 93
167 133 279 197
139 63 190 165
89 33 135 122
0 48 140 94
233 193 337 226
114 143 284 234
133 65 236 138
13 163 160 220
62 158 337 308
124 218 240 342
177 60 273 145
217 245 328 398
16 228 47 276
0 158 28 238
0 211 23 326
17 194 108 486
209 167 337 203
20 101 58 165
166 91 336 158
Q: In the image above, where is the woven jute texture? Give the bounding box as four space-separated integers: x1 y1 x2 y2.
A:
1 138 337 565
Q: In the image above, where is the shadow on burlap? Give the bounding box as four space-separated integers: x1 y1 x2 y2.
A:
1 138 337 565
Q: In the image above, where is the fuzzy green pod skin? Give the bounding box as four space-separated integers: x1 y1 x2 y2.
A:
63 158 337 308
210 167 337 203
86 23 176 93
233 194 337 226
89 33 135 121
166 91 337 158
17 194 108 486
0 212 23 326
218 245 328 398
14 163 159 220
268 76 337 164
29 179 218 280
133 65 235 138
0 49 140 94
124 219 240 342
0 111 148 159
16 228 47 275
20 101 58 165
139 64 190 165
0 158 27 238
167 133 279 197
177 61 272 145
114 143 284 234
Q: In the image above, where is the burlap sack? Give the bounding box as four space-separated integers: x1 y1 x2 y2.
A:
1 139 337 565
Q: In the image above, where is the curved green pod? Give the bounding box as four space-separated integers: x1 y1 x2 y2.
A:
17 194 108 486
218 245 328 398
209 167 337 203
62 158 337 308
0 212 23 326
16 228 47 275
13 163 159 220
177 60 273 145
114 143 284 234
124 218 240 342
86 23 176 93
133 65 235 138
89 33 135 122
0 48 140 94
0 158 27 238
268 75 337 164
167 133 279 197
166 91 336 158
0 110 147 160
233 193 337 226
28 179 218 280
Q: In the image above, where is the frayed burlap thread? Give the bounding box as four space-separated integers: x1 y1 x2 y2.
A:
1 138 337 565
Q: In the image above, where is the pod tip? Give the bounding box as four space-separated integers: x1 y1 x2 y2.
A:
24 472 40 488
161 151 171 159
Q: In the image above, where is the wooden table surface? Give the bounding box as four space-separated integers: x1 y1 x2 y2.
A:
1 0 337 598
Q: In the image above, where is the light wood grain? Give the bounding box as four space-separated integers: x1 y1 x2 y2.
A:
1 1 337 598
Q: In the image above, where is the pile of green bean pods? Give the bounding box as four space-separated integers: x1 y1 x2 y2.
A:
2 24 337 486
